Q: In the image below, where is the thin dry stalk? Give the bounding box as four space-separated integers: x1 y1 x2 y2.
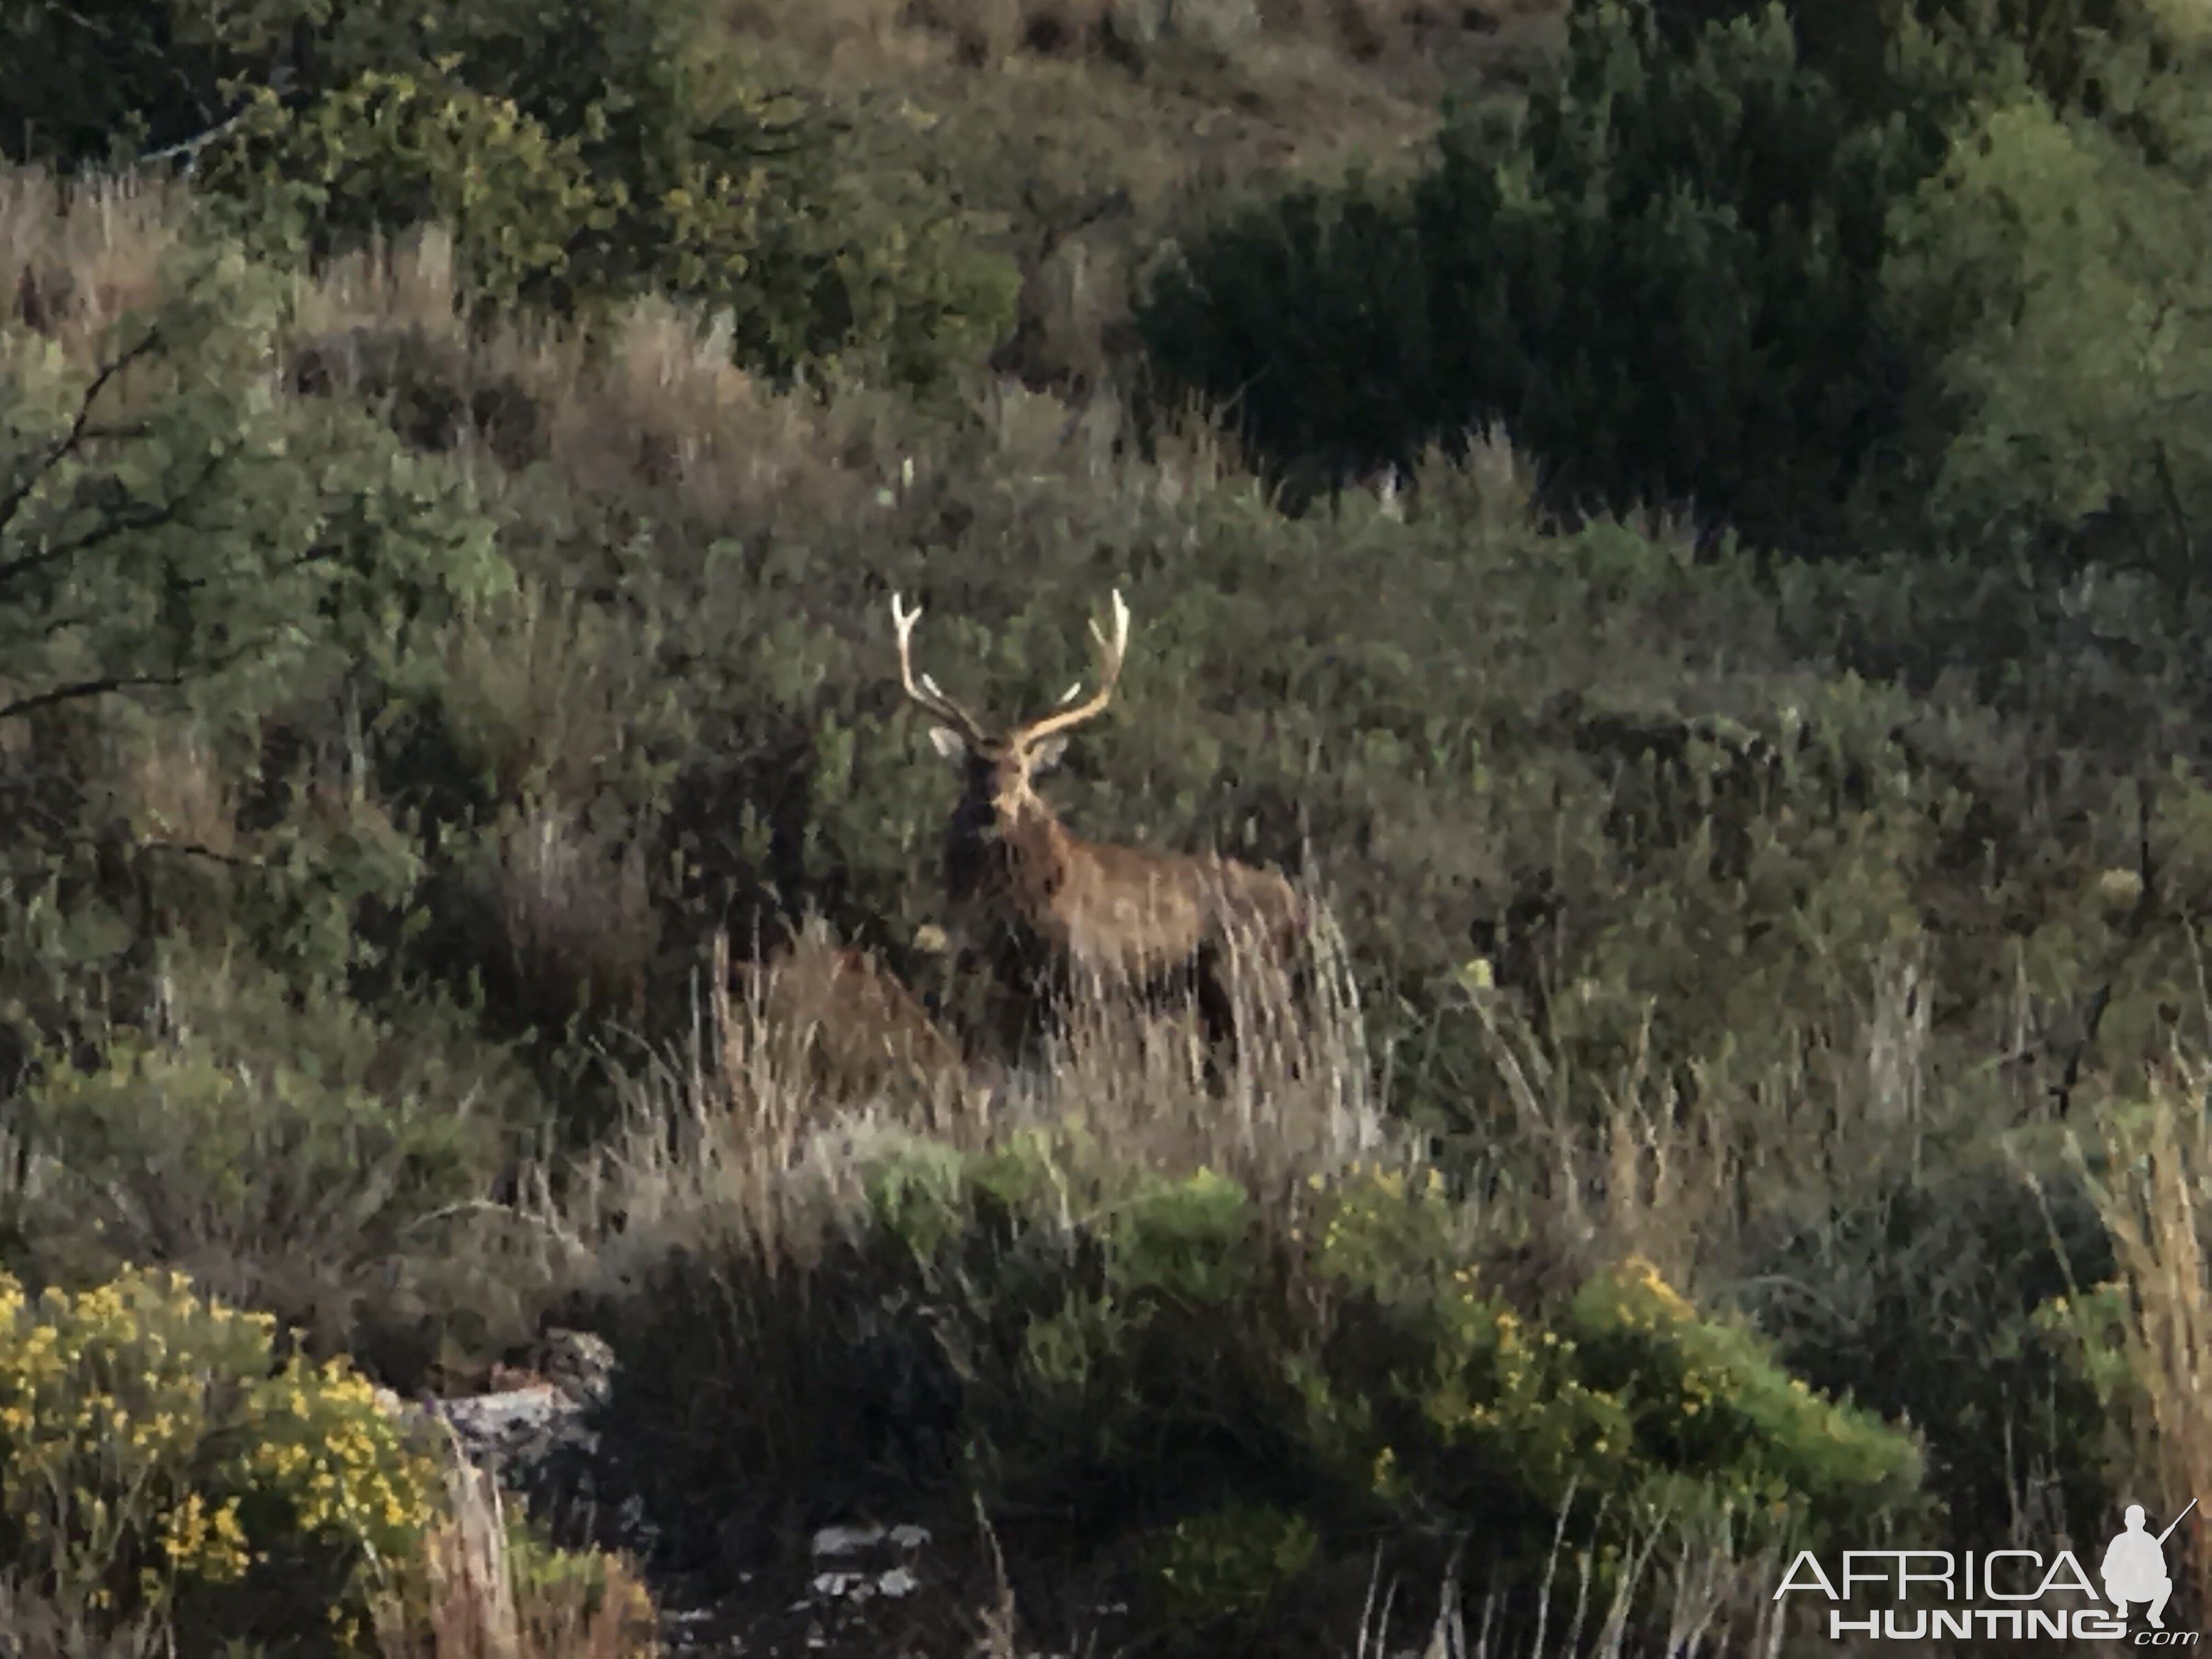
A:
374 1434 659 1659
1 167 184 358
1017 884 1386 1192
2076 1076 2212 1616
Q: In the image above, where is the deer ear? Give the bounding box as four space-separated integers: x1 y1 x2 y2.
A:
928 726 969 762
1029 735 1069 774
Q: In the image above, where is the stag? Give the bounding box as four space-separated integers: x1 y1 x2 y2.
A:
890 588 1306 1058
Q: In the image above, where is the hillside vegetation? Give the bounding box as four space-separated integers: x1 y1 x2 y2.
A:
7 0 2212 1652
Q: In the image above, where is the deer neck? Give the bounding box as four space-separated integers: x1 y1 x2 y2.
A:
997 799 1078 933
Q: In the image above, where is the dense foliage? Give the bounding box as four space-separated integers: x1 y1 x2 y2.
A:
1139 0 2212 567
9 0 2212 1644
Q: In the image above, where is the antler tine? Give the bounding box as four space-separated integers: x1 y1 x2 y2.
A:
1011 589 1132 749
890 592 990 742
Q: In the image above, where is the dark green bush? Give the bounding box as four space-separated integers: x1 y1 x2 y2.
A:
199 74 609 317
198 56 1015 387
1142 0 2212 568
1412 0 1964 548
1140 0 1974 543
1136 173 1429 504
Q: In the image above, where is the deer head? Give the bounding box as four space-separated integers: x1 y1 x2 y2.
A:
890 589 1305 1048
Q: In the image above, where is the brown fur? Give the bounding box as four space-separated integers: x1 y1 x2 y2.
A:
893 590 1306 1050
732 928 969 1101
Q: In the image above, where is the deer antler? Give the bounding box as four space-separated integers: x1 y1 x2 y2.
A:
890 593 990 744
1008 589 1131 750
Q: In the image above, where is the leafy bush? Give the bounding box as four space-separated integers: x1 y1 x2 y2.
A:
201 74 610 318
0 231 509 1061
0 236 505 735
1732 1152 2119 1553
601 1137 1927 1647
12 1029 493 1302
1141 0 1976 543
1291 1167 1925 1554
1880 28 2212 582
8 0 1013 386
1142 0 2212 567
1135 172 1429 504
1415 0 1970 546
196 60 1019 385
1137 1502 1319 1633
0 1266 442 1648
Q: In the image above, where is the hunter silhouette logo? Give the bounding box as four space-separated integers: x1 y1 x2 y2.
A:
2105 1500 2196 1631
1777 1498 2203 1641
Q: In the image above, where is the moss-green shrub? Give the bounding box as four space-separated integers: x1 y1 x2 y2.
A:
602 1136 1926 1648
206 67 1015 386
12 0 1013 386
1880 32 2212 582
14 1032 492 1286
1138 1501 1319 1632
1291 1167 1925 1553
201 74 610 317
0 1266 442 1649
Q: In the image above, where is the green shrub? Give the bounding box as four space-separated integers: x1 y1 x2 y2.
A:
9 0 1013 386
1142 0 2212 564
0 232 509 1032
1880 31 2212 583
1140 0 1976 543
13 1031 492 1294
200 74 610 317
0 237 505 735
1737 1163 2119 1548
194 55 1013 387
1417 0 1963 546
1291 1166 1926 1557
1138 1502 1320 1632
603 1137 1927 1647
1136 172 1429 503
0 1265 442 1649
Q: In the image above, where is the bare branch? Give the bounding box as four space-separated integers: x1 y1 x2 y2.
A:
0 329 163 539
0 671 190 722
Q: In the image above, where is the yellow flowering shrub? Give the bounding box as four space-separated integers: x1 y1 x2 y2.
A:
647 1142 1925 1649
1294 1169 1926 1566
0 1266 442 1650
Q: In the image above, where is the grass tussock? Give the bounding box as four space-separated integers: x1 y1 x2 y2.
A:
2073 1070 2212 1612
373 1440 661 1659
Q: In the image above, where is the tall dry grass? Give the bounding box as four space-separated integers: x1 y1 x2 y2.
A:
373 1432 661 1659
1 167 185 353
562 878 1389 1282
2077 1069 2212 1617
